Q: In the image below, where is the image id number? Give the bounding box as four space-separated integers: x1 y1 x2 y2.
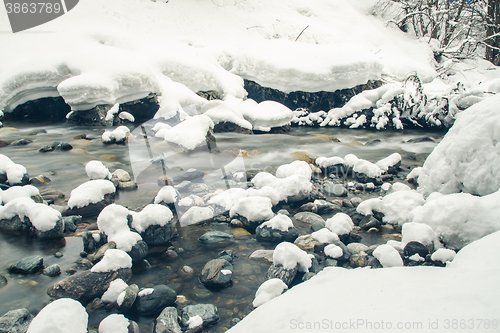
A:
5 2 62 14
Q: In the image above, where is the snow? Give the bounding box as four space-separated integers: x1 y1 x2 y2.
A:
159 115 214 151
101 279 128 304
91 249 133 273
154 186 178 204
401 222 438 249
259 214 294 232
315 156 344 168
179 206 214 227
311 228 339 244
201 100 253 130
246 186 281 206
352 159 382 178
97 204 142 252
98 314 130 333
447 231 500 270
232 99 294 131
105 103 120 122
102 126 130 144
372 244 404 267
251 172 312 203
357 189 425 225
325 213 353 236
272 242 312 272
27 298 88 333
252 278 288 308
417 94 500 196
343 153 359 167
118 111 135 122
208 188 248 211
0 155 28 185
391 182 411 192
406 167 422 181
431 248 456 264
0 185 40 205
85 160 111 180
411 190 500 250
137 288 154 297
324 244 343 259
130 204 173 233
187 315 204 329
375 153 401 172
221 269 233 276
67 180 116 209
276 160 312 180
229 196 274 222
0 197 61 232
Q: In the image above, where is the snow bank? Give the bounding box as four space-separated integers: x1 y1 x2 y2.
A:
91 249 132 273
0 197 61 232
130 204 173 233
67 180 116 209
228 235 500 333
411 190 500 250
97 204 142 252
98 314 130 333
273 242 312 272
253 279 288 308
27 298 88 333
418 94 500 196
85 160 111 180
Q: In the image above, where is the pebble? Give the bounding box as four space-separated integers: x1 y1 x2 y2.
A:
54 252 63 258
43 264 61 277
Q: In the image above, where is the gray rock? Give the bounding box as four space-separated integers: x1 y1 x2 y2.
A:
117 181 138 190
324 184 348 197
139 222 177 247
256 225 299 243
199 259 233 288
180 304 219 328
11 139 32 146
154 307 182 333
298 202 318 213
198 231 234 245
111 169 131 182
65 193 115 218
359 216 382 231
404 241 429 265
277 209 290 216
75 258 93 270
119 284 139 312
294 235 323 251
349 252 368 268
92 241 116 263
346 243 369 255
34 217 64 239
293 212 325 225
314 200 342 214
134 285 177 316
128 320 140 333
63 215 81 233
0 308 33 333
8 255 44 274
47 268 132 301
43 264 61 277
310 221 326 232
128 240 149 262
249 250 274 263
331 240 351 262
265 263 298 286
0 215 28 232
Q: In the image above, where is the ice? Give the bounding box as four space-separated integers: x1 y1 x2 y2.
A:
130 204 173 233
418 94 500 196
0 185 39 205
101 279 128 304
252 278 288 308
159 115 214 150
26 298 88 333
67 180 116 209
0 197 61 232
373 244 403 267
324 244 343 259
154 186 178 204
259 214 294 232
311 228 339 244
85 160 111 180
276 160 312 180
272 242 312 272
98 314 130 333
325 213 353 235
91 249 132 273
97 204 142 252
229 196 274 222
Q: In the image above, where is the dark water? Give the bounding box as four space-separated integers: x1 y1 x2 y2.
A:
0 122 444 332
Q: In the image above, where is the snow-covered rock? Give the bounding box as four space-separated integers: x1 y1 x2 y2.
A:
372 244 403 267
130 204 176 245
401 222 439 251
0 154 29 186
275 160 312 180
102 126 130 144
67 180 116 217
97 204 142 253
252 172 312 203
26 299 88 333
229 196 274 226
418 94 500 196
311 228 339 244
431 248 456 265
158 115 216 152
179 206 214 227
91 249 132 273
201 100 253 133
325 213 353 236
101 279 128 304
324 244 343 259
0 185 41 205
85 160 111 180
272 242 312 273
252 278 288 308
376 153 401 174
98 314 131 333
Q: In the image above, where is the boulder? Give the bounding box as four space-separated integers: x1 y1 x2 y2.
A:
134 285 177 316
180 304 219 328
65 193 115 218
0 308 33 333
265 263 298 287
140 223 177 247
118 284 139 312
43 264 61 277
199 259 233 288
128 240 149 262
47 268 132 302
154 307 182 333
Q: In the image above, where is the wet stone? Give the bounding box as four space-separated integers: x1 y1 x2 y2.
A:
119 284 139 312
43 264 61 277
298 202 318 213
249 250 274 263
128 240 149 262
86 298 106 314
199 231 234 245
134 285 177 316
346 243 369 255
10 138 32 146
63 215 81 233
293 212 325 225
8 255 44 274
180 304 219 328
310 221 326 232
154 307 182 333
359 216 382 231
178 266 195 280
199 259 233 288
256 225 299 243
92 241 116 264
350 252 368 268
265 263 298 286
0 308 33 333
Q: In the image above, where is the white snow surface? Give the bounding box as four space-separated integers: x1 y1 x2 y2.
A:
272 242 312 272
201 100 252 130
131 204 173 233
102 126 130 144
208 188 248 211
97 204 142 252
159 115 214 150
0 185 39 205
372 244 403 267
325 213 353 236
67 180 116 209
101 279 128 304
401 222 439 249
431 249 456 264
417 94 500 196
98 314 130 333
259 214 294 232
311 228 339 244
0 197 61 232
252 278 288 308
275 160 312 180
228 232 500 333
85 160 111 180
375 153 401 172
352 159 382 178
27 298 88 333
251 172 312 203
153 186 178 204
91 249 133 273
187 315 204 329
230 196 274 222
137 288 154 297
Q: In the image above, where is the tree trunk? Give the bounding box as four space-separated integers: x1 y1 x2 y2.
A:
486 0 500 65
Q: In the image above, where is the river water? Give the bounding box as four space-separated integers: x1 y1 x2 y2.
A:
0 121 445 332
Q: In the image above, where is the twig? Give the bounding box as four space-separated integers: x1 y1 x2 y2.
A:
295 25 309 42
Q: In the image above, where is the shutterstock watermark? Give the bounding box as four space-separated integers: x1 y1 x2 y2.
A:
3 0 79 33
289 318 499 331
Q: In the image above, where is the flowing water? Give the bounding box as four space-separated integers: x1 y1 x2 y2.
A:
0 121 445 332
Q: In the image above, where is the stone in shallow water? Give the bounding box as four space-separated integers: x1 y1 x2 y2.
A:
199 259 233 288
43 264 61 277
154 307 182 333
249 250 274 263
293 212 325 225
256 225 299 243
180 304 219 328
0 308 33 333
8 255 44 274
119 284 139 312
198 231 234 244
134 285 177 316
